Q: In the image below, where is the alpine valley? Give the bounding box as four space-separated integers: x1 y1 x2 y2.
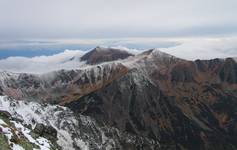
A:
0 46 237 150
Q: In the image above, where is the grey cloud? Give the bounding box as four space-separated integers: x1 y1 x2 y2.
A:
0 0 237 39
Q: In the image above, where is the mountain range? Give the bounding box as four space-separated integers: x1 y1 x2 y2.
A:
0 46 237 150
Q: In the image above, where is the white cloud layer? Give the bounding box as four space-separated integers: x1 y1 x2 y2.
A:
0 37 236 74
160 37 237 60
0 50 86 74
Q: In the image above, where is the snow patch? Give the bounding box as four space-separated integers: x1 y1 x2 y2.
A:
0 119 25 150
0 95 89 150
12 121 51 150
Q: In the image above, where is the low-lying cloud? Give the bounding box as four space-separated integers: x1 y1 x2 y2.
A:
161 37 237 60
0 50 86 74
0 37 236 74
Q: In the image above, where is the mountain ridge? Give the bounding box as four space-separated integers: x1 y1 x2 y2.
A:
0 47 237 149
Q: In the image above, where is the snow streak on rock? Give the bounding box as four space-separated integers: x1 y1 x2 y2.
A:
0 96 125 150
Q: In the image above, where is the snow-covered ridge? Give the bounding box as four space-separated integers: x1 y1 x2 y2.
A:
0 71 19 88
0 95 88 150
0 59 130 104
0 71 19 81
0 98 54 150
151 48 178 59
0 95 137 150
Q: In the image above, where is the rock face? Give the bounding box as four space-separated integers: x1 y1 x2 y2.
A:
0 48 237 150
81 46 134 65
0 95 159 150
33 123 58 142
0 99 59 150
67 49 237 150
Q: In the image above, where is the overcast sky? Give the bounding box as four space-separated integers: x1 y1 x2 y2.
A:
1 0 237 39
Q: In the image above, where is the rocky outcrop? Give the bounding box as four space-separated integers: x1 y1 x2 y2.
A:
33 123 58 142
170 62 196 82
219 58 237 83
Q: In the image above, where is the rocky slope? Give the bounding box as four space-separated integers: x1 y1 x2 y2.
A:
0 95 158 150
0 47 237 150
67 49 237 150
